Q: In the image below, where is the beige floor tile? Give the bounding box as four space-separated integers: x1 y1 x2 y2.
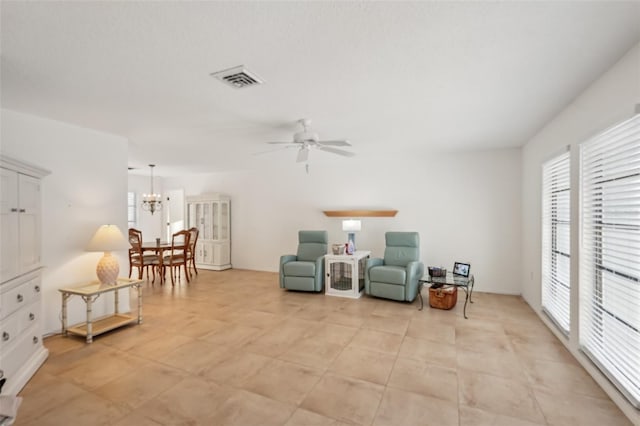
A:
309 322 359 346
349 328 404 356
284 408 344 426
458 369 546 424
110 411 165 426
398 336 457 369
373 386 459 426
278 337 345 369
15 380 87 424
42 334 86 356
211 389 296 426
456 346 528 382
534 386 632 426
200 322 263 348
455 326 512 354
362 313 410 335
328 345 396 385
521 357 609 400
301 373 384 425
93 362 187 409
202 351 273 386
161 338 232 375
323 309 368 328
57 349 147 391
126 332 195 361
459 405 546 426
134 377 234 424
242 321 312 357
240 358 323 405
387 357 458 403
405 317 456 344
24 391 130 426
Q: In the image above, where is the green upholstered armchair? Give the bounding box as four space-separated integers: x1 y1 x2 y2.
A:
279 230 328 292
365 232 424 302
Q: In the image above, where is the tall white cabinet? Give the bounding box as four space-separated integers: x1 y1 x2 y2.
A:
186 194 231 271
0 155 50 395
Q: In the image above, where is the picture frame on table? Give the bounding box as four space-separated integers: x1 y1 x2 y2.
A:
453 262 470 277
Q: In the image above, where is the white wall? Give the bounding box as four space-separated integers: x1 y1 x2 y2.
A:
521 42 640 423
1 109 131 336
164 148 522 294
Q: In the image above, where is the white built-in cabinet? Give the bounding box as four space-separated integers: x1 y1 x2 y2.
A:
186 194 231 271
0 155 50 395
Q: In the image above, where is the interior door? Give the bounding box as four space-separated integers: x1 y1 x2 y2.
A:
165 189 184 240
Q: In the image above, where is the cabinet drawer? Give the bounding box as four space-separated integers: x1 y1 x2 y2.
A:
0 324 42 385
1 277 41 320
0 301 39 352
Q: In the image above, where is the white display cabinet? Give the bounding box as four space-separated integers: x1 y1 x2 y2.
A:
0 155 50 395
186 194 231 271
325 251 371 299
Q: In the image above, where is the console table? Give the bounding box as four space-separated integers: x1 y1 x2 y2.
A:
59 278 143 343
325 251 371 298
418 272 475 319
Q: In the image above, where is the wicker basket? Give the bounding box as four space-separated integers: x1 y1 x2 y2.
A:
429 285 458 310
331 244 345 255
428 267 447 277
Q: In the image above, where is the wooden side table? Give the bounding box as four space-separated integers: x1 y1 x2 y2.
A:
59 278 143 343
325 251 371 299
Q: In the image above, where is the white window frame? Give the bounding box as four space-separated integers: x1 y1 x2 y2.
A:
127 191 137 229
542 150 571 335
579 113 640 408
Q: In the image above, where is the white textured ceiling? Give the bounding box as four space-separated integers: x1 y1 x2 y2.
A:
2 1 639 176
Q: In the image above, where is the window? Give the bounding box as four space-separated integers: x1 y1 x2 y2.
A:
542 151 571 334
127 191 137 229
580 113 640 407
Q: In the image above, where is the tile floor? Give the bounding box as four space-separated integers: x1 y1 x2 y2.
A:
14 269 632 425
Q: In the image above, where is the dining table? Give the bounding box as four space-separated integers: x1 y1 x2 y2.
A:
141 241 186 285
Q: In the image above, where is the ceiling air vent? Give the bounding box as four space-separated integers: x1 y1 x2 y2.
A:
210 65 264 89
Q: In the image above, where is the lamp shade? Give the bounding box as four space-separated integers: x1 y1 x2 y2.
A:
86 225 130 252
342 219 362 232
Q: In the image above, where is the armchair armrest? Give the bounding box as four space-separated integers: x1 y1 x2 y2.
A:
279 254 297 288
314 255 326 292
365 257 384 292
405 260 425 301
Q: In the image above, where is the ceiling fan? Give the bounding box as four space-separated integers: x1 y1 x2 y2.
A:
267 118 355 165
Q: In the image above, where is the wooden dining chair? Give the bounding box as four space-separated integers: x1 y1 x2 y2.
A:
128 228 159 282
163 230 191 286
186 227 199 279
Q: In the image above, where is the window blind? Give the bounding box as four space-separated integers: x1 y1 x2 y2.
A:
580 113 640 408
542 151 571 334
127 192 137 228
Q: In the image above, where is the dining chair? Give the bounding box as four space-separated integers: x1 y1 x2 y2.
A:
163 230 191 286
186 227 199 279
128 228 159 282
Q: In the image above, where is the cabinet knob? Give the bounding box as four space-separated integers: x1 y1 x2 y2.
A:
19 208 26 213
10 208 18 212
17 294 23 302
2 332 9 342
29 313 35 321
33 336 39 344
34 285 40 292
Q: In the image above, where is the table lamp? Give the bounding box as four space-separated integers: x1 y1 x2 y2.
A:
86 224 130 285
342 219 361 253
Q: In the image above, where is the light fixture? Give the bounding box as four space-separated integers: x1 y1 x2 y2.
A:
86 225 130 285
342 219 361 253
142 164 162 215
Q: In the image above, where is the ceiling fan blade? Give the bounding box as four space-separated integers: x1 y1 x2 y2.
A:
252 146 293 156
318 146 355 157
296 147 309 163
318 140 351 147
267 141 296 145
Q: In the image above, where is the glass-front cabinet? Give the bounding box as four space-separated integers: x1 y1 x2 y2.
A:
185 194 231 271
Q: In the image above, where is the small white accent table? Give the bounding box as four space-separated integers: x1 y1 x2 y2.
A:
325 251 371 299
59 278 143 343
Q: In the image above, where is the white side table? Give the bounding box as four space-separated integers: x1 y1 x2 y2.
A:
325 251 371 299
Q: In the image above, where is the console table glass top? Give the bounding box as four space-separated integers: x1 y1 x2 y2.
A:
418 272 475 318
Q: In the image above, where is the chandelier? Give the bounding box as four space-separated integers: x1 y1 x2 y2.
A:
142 164 162 215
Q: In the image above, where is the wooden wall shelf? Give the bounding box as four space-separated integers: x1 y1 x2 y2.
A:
323 210 398 217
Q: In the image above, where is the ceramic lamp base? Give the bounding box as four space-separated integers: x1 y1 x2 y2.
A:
96 252 119 285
